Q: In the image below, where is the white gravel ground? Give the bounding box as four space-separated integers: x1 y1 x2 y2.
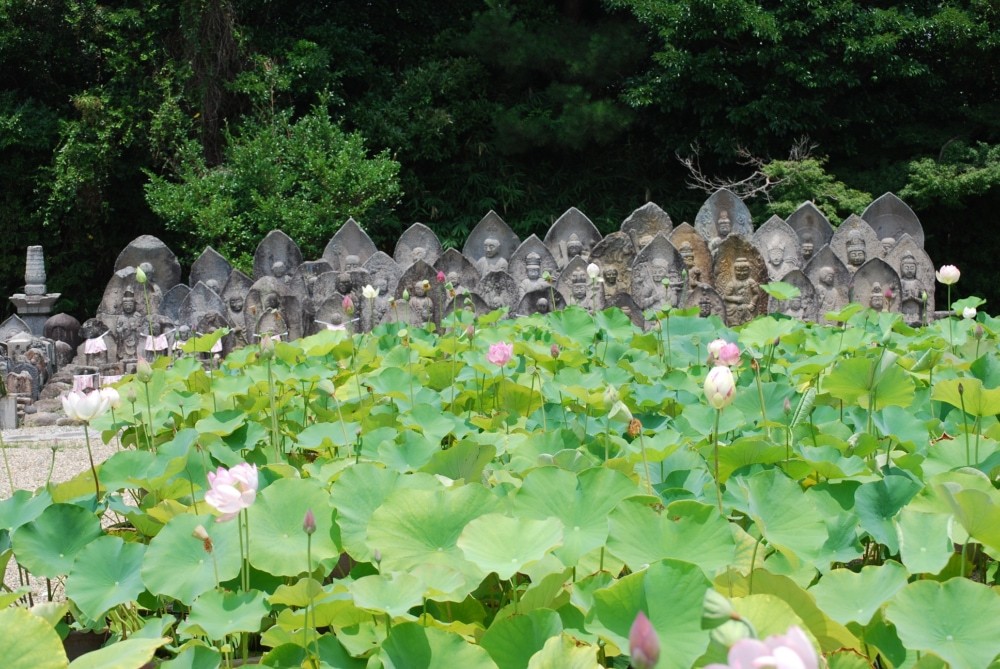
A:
1 426 120 603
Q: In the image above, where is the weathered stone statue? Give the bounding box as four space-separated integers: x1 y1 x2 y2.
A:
475 238 509 276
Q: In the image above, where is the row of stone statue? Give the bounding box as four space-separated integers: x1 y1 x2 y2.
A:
31 189 933 376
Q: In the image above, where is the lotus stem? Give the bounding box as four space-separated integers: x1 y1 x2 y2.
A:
0 432 14 496
713 408 723 515
83 424 101 502
266 356 280 460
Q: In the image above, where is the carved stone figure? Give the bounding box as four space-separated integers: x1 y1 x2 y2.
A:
394 223 443 269
849 259 902 315
669 223 714 286
190 247 232 290
463 210 519 274
544 207 601 269
322 218 378 271
113 235 182 293
861 193 925 248
474 271 519 314
589 231 636 299
252 230 303 282
509 235 559 297
802 246 850 323
767 270 817 321
434 249 480 296
786 202 834 258
831 215 881 274
114 290 147 362
620 202 672 253
686 284 727 321
752 215 801 280
557 258 603 312
885 234 935 316
630 234 687 311
694 189 753 256
518 253 549 297
713 238 767 326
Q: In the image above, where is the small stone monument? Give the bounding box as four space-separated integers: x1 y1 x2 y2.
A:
9 246 61 335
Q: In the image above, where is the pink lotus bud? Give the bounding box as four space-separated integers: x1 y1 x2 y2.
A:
465 324 475 339
204 462 259 522
707 339 740 366
436 270 446 283
936 264 960 285
884 288 893 300
783 397 792 415
550 344 560 359
342 294 355 315
629 611 660 669
303 509 316 535
704 365 736 410
259 334 275 360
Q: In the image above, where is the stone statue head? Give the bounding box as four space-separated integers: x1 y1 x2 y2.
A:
881 237 896 256
567 234 583 258
536 297 550 313
699 295 713 317
734 257 751 280
869 283 884 310
229 295 244 313
716 210 732 237
337 272 353 295
484 238 500 258
846 232 866 267
901 253 916 279
526 253 541 279
650 258 670 283
603 267 618 286
122 290 136 315
411 246 427 263
345 255 361 271
413 279 428 298
271 261 288 278
571 268 588 298
447 271 461 288
206 279 220 294
264 292 280 310
768 246 784 266
801 234 814 260
678 242 695 267
819 266 834 286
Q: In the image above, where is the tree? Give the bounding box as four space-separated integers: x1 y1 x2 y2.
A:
145 105 402 268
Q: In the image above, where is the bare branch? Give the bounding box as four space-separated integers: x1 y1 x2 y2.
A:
678 138 816 200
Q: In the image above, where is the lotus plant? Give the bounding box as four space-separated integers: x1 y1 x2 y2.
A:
629 611 660 669
705 364 736 512
706 625 819 669
937 264 960 353
62 389 111 500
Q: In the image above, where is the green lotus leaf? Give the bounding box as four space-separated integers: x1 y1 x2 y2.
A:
825 650 879 669
932 377 1000 417
259 637 364 668
457 513 563 581
157 645 221 669
177 589 270 640
895 509 952 575
885 578 1000 669
591 559 711 669
68 637 168 669
420 439 496 483
12 503 103 578
854 475 922 554
65 536 146 620
330 464 437 562
247 477 341 576
738 316 800 349
349 572 426 618
824 353 915 410
527 633 600 669
141 513 241 605
0 606 68 669
727 469 827 568
606 499 735 576
195 409 246 437
367 483 497 573
0 488 52 532
809 562 909 626
511 467 635 566
761 281 801 301
296 421 356 452
380 622 498 669
940 487 1000 559
480 608 563 669
548 307 596 346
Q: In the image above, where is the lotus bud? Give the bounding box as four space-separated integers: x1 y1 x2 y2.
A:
542 271 552 283
962 306 976 320
342 294 355 315
627 418 642 437
702 589 739 628
704 365 736 410
783 397 792 415
958 382 964 396
126 386 137 404
303 509 316 535
628 611 660 669
436 270 446 283
421 279 431 293
550 344 560 359
259 334 275 360
975 324 985 340
135 356 153 383
465 324 475 339
135 266 147 284
587 263 600 280
362 284 378 300
935 264 960 285
402 288 410 301
373 549 382 564
192 524 213 553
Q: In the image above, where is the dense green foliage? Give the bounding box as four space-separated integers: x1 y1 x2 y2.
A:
1 0 998 315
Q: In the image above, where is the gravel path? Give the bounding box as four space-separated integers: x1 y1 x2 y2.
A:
1 426 120 603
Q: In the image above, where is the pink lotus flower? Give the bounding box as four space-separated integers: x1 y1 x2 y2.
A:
629 611 660 669
705 365 736 410
487 341 514 367
708 339 741 367
936 265 960 285
436 270 446 283
706 625 819 669
342 294 355 315
205 463 259 522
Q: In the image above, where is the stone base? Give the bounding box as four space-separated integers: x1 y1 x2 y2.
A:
9 293 60 336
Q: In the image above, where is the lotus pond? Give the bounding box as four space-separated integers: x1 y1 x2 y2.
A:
2 301 1000 669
